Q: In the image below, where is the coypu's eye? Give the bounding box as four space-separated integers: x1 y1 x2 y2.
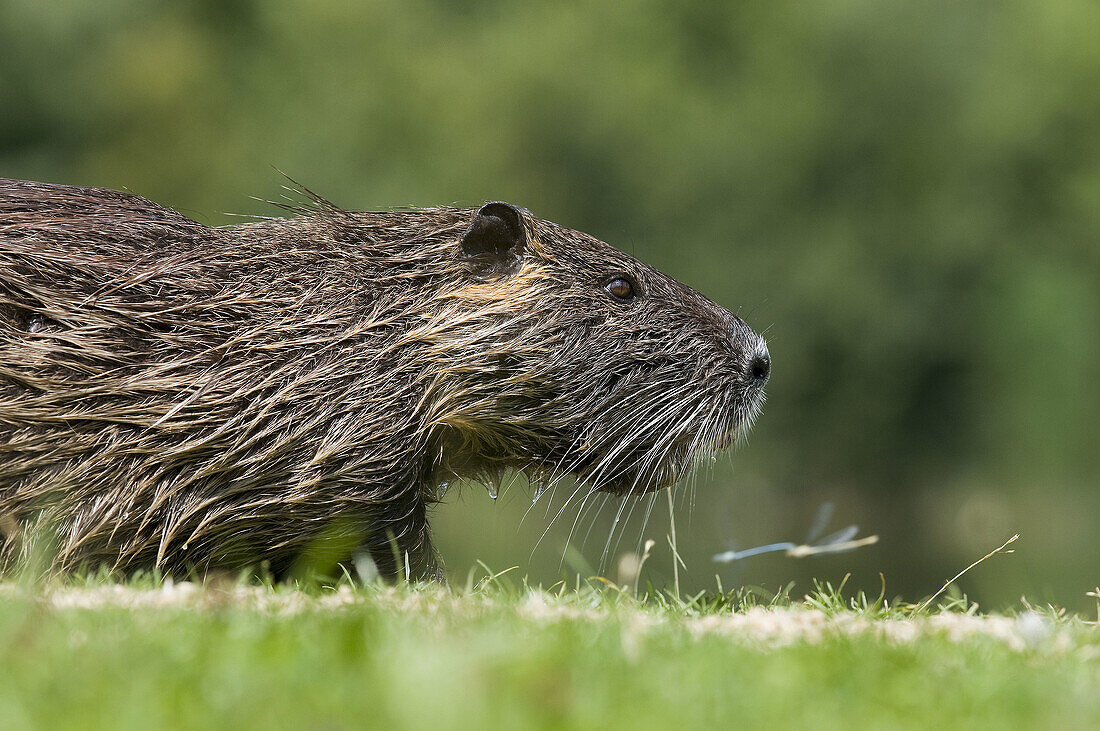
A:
605 275 638 302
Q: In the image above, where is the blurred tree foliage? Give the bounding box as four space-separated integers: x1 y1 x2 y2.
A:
1 0 1097 608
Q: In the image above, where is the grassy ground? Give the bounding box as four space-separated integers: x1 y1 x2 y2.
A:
0 574 1096 730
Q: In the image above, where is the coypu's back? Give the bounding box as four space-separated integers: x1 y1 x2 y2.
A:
0 178 770 580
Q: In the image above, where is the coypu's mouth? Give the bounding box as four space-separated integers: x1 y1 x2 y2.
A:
566 411 758 497
474 393 764 500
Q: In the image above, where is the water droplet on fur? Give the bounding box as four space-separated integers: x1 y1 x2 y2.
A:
531 483 548 503
485 474 501 500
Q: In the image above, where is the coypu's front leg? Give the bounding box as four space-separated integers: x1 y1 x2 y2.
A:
361 493 441 582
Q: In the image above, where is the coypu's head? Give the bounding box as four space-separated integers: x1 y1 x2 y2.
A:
417 202 769 497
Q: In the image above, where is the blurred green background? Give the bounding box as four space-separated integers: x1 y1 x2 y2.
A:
2 0 1097 610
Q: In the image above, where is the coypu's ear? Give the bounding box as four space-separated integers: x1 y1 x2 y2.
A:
460 202 526 277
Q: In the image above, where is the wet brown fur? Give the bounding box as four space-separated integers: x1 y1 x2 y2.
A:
0 178 767 579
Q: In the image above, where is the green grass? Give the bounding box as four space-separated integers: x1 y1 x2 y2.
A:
0 574 1096 730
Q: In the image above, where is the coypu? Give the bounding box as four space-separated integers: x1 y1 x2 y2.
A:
0 177 769 580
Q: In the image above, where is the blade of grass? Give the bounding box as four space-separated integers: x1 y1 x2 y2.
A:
916 534 1019 614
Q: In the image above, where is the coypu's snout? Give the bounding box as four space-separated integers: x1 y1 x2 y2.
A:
748 348 771 385
730 319 770 388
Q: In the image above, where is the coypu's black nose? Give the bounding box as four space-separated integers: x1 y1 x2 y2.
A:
748 352 771 384
730 319 770 386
